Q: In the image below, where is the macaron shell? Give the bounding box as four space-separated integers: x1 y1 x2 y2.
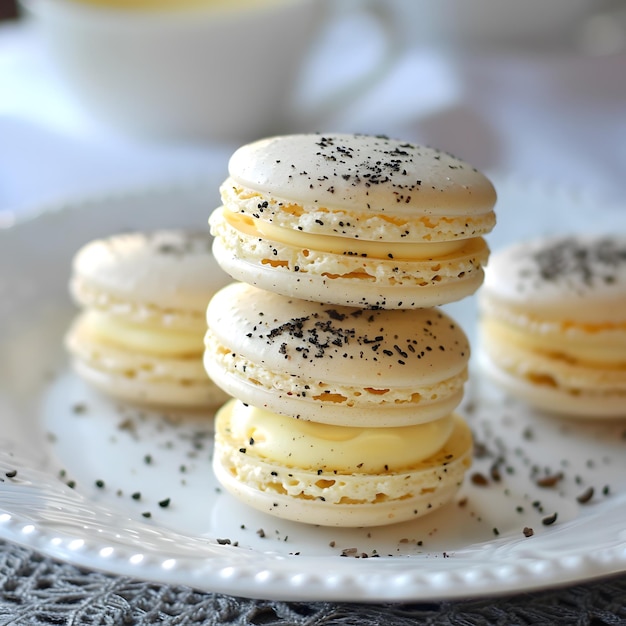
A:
204 281 469 426
481 235 626 324
71 230 230 316
71 359 228 408
210 208 489 308
227 134 496 219
207 282 469 387
204 342 465 426
213 407 473 527
477 346 626 418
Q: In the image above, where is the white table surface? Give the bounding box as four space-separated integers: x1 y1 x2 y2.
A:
1 10 625 223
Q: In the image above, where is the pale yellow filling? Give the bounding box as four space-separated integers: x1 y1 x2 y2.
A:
224 401 454 473
484 318 626 367
69 0 282 11
224 210 466 260
83 310 202 356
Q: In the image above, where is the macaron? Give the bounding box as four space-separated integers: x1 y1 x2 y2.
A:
212 399 473 527
65 230 231 408
478 235 626 417
204 281 471 427
209 133 496 309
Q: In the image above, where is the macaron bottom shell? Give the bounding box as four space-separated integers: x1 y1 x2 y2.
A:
203 338 467 427
66 315 229 409
70 358 229 409
478 347 626 419
210 214 488 309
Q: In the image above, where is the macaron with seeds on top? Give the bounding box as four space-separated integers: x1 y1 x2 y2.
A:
478 234 626 417
209 133 497 309
65 229 231 409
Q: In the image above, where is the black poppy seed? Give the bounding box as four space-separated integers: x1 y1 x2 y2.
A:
490 462 502 482
536 473 563 488
577 487 594 504
470 472 489 486
542 512 558 526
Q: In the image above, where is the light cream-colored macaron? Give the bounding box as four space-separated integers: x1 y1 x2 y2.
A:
204 281 471 427
212 399 472 527
478 235 626 417
65 230 231 408
209 133 496 309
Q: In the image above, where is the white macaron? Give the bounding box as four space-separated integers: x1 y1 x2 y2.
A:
478 234 626 417
210 133 496 308
66 230 231 408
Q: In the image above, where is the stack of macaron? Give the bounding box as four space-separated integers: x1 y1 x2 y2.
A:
65 230 231 409
478 234 626 418
205 133 497 526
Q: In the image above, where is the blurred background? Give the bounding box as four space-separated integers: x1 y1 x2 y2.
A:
1 0 625 224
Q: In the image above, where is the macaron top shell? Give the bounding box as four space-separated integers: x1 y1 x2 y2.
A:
206 281 469 388
223 134 496 241
481 235 626 324
71 230 229 316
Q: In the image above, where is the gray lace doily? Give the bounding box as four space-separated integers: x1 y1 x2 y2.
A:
0 542 624 625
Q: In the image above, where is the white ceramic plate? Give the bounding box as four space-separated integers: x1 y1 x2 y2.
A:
0 178 625 602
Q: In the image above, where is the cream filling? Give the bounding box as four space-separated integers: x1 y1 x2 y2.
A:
223 210 466 260
83 310 202 356
71 0 281 10
484 317 626 367
71 278 207 332
223 400 454 473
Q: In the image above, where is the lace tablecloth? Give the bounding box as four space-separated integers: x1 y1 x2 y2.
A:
0 541 624 625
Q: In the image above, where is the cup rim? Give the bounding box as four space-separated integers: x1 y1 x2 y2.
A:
21 0 315 24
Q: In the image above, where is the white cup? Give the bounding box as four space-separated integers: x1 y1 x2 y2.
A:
22 0 401 142
386 0 596 51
